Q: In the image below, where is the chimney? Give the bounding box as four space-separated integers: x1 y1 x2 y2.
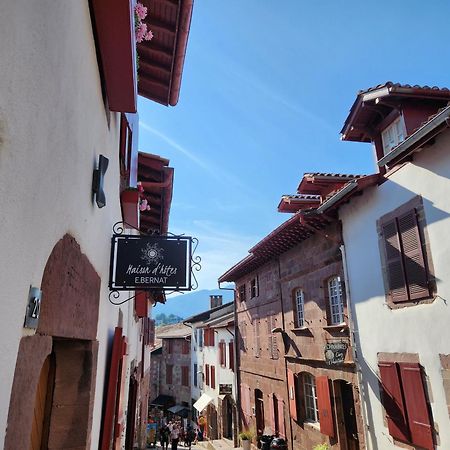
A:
210 295 222 309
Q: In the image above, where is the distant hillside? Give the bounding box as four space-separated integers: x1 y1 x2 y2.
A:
154 313 184 326
152 289 234 320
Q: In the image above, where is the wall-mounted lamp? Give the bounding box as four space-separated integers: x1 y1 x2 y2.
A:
92 154 109 208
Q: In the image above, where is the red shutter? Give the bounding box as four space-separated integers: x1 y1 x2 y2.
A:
268 394 275 434
378 362 410 442
316 376 335 438
398 211 430 301
100 327 123 450
229 341 234 371
287 369 297 421
382 219 409 302
149 319 155 347
205 364 210 386
219 342 224 366
211 330 215 347
134 291 148 318
399 363 434 450
277 398 285 437
211 366 216 389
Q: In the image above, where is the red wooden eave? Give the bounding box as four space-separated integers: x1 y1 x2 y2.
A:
137 0 194 106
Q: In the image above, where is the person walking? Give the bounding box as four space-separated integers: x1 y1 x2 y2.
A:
170 422 180 450
160 424 170 450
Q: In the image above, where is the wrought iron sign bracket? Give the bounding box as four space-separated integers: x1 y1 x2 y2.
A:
108 221 201 305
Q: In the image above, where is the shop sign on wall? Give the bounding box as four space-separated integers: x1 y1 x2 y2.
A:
110 235 192 291
219 384 233 395
324 342 348 365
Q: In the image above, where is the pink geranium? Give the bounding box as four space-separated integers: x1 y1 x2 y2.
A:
145 30 154 41
135 3 147 20
136 22 148 43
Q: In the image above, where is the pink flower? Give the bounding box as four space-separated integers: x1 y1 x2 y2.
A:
139 198 149 212
145 30 154 41
136 22 148 43
135 3 147 20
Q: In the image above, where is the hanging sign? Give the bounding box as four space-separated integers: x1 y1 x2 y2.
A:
110 235 192 291
324 342 348 365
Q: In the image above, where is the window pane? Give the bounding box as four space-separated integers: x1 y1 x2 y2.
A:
303 374 319 422
295 289 304 327
328 276 344 325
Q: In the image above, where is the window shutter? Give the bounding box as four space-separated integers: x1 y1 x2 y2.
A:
149 319 155 347
287 369 298 421
211 366 216 389
229 341 234 372
398 211 430 301
100 327 123 450
277 398 285 437
254 319 261 357
399 363 434 450
316 376 335 438
378 362 410 442
211 329 215 347
382 219 409 302
268 394 275 434
134 291 148 318
205 364 210 386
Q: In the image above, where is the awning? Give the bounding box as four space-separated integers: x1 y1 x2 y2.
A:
168 405 190 418
150 394 174 408
193 393 213 412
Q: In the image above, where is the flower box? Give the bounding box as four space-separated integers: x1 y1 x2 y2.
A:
91 0 137 112
120 188 140 229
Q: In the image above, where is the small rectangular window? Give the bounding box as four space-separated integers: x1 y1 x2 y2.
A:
382 115 406 155
303 373 319 423
328 276 345 325
294 289 305 327
198 329 203 348
193 363 198 387
251 277 259 298
239 284 246 302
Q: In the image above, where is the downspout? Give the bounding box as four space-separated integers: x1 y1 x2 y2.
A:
339 244 370 448
277 258 294 450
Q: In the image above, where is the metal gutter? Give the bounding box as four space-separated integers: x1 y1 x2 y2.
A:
378 105 450 167
316 181 358 214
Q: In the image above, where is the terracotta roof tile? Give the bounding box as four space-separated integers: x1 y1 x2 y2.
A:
358 81 450 95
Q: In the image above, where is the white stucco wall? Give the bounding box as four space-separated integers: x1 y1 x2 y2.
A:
340 131 450 449
0 1 147 448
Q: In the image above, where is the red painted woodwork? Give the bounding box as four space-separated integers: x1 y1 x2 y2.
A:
134 291 148 318
205 364 210 386
148 319 155 347
120 113 139 190
399 363 434 450
276 398 285 437
268 394 275 434
100 327 123 450
90 0 137 112
378 362 410 442
316 376 334 438
120 189 140 229
287 369 297 422
229 341 234 371
211 366 216 389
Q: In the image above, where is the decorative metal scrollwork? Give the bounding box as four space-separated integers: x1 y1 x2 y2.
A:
108 290 137 306
190 236 201 291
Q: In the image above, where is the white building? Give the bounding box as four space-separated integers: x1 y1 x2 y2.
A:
0 1 192 448
185 296 238 444
320 83 450 450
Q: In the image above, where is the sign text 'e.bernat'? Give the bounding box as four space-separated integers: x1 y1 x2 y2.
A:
109 235 192 291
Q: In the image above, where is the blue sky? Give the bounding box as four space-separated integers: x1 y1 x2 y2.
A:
138 0 450 290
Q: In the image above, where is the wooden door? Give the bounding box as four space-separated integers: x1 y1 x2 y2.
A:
29 354 54 450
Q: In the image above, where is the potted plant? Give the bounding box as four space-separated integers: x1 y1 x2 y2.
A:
313 444 330 450
239 430 254 450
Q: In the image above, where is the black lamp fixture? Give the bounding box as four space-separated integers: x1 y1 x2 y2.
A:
92 154 109 208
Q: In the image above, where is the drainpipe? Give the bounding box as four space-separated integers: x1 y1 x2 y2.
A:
339 244 370 447
277 258 294 450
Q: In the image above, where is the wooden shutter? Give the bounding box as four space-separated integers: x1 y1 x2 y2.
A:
134 291 148 318
148 319 155 347
211 366 216 389
166 365 173 384
382 219 409 302
100 327 123 450
205 364 210 386
399 363 434 450
268 394 275 434
398 211 430 300
254 319 261 357
219 342 225 366
316 376 335 438
287 369 297 421
229 341 234 371
378 362 410 442
277 398 285 437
